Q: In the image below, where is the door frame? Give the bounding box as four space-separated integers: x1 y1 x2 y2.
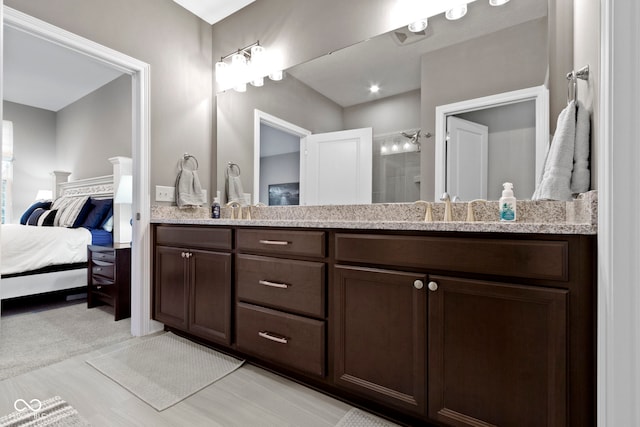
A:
253 110 311 205
434 85 549 200
2 6 155 336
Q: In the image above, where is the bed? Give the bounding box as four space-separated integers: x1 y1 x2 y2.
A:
1 158 130 301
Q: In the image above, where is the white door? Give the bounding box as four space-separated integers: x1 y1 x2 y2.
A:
446 116 489 200
300 128 372 205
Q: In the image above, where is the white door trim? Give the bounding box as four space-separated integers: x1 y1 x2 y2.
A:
434 85 549 200
598 0 640 426
253 110 311 205
2 6 156 337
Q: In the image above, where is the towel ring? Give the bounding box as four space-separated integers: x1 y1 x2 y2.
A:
226 162 241 178
180 154 199 171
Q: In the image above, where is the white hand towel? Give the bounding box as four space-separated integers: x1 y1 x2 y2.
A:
226 175 245 203
570 101 591 194
532 101 576 201
175 168 206 208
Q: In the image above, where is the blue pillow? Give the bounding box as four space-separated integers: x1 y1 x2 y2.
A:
20 201 51 225
80 198 113 229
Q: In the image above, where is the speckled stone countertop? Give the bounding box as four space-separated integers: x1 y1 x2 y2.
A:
151 191 598 235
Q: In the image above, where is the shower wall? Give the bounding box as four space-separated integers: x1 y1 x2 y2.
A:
344 90 421 203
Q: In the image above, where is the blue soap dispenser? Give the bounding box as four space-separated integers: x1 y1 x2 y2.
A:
499 182 516 222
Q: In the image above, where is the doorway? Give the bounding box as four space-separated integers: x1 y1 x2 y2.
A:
1 6 153 336
435 85 549 201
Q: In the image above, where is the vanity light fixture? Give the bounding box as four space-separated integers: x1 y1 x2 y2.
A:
489 0 510 5
445 4 468 20
215 41 283 92
408 18 428 32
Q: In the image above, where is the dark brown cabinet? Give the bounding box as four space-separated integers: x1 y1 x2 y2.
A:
235 229 327 377
427 275 568 427
87 244 131 321
152 224 595 426
153 226 232 346
333 265 427 414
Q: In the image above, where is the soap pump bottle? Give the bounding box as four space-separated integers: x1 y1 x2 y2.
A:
211 197 221 219
499 182 516 222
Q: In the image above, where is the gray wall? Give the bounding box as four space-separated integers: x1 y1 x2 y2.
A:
56 75 131 179
344 90 420 135
217 75 342 199
2 101 56 222
574 0 600 190
420 17 547 200
7 0 214 194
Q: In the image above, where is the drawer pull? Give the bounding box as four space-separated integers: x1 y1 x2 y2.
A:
259 240 290 246
258 280 289 289
258 331 289 344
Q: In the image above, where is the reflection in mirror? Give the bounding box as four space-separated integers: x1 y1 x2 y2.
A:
216 0 548 205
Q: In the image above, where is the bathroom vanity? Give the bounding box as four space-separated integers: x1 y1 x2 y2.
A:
151 200 596 427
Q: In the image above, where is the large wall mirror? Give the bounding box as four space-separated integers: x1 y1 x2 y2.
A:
216 0 549 205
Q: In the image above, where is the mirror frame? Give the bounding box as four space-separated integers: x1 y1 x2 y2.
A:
434 85 549 199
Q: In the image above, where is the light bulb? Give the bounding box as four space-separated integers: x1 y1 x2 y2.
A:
445 4 468 20
403 142 411 150
489 0 510 5
408 19 428 33
381 145 388 154
269 70 284 81
392 144 399 152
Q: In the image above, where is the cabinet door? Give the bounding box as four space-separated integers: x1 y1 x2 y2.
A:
154 246 189 330
333 265 427 414
428 275 568 427
189 250 232 345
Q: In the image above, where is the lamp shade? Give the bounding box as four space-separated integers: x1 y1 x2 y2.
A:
114 175 133 204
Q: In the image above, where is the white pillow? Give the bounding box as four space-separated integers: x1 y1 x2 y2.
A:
102 215 113 232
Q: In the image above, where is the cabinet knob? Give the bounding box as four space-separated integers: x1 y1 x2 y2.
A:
428 281 439 292
181 252 186 258
414 280 424 290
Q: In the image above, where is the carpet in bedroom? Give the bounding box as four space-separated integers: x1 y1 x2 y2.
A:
0 301 132 381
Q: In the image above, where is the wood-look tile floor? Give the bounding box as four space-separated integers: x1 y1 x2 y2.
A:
0 337 353 426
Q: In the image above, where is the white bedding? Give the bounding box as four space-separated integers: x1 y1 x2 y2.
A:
1 224 92 276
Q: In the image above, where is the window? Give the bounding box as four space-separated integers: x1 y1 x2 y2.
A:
2 121 14 224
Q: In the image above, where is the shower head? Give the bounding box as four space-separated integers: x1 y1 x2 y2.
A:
401 130 421 144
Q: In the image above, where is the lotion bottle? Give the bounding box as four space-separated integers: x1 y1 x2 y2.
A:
211 197 221 219
499 182 516 222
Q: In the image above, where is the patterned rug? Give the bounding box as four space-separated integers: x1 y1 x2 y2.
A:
86 332 244 411
335 408 400 427
0 396 88 427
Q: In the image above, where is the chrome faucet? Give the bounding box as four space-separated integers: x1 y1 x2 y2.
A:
440 192 453 222
225 201 242 219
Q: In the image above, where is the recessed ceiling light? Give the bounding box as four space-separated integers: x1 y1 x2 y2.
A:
445 4 468 20
370 84 380 93
489 0 510 5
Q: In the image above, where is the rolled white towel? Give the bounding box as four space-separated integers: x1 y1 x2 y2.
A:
532 101 576 201
570 101 591 194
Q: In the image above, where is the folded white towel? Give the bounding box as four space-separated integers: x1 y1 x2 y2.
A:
175 158 206 208
570 101 591 194
533 101 576 201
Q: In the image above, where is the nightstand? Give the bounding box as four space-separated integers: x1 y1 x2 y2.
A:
87 243 131 320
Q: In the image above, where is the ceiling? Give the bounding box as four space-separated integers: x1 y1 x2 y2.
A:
286 0 547 108
3 26 125 112
172 0 256 25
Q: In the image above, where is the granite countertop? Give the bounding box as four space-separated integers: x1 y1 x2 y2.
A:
151 191 598 235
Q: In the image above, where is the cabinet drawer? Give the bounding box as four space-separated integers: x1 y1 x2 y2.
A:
237 255 325 318
335 234 569 281
236 229 326 258
91 250 115 263
155 225 232 250
89 282 114 299
236 303 325 377
92 260 115 280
